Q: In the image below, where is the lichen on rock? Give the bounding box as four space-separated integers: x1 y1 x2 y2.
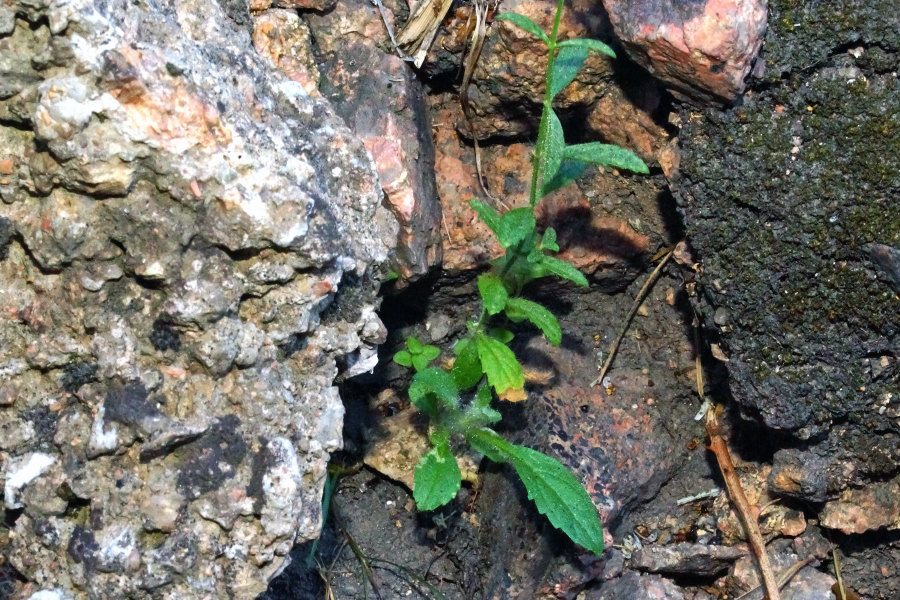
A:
0 0 396 597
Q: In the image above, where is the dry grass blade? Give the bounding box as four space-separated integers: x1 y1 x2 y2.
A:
397 0 455 68
590 247 675 387
733 556 814 600
460 0 505 208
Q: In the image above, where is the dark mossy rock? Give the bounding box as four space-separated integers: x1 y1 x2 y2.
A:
675 1 899 438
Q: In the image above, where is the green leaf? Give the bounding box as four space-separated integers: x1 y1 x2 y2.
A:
495 12 550 44
411 354 430 371
393 349 413 367
540 227 559 252
539 255 589 287
541 158 588 196
413 439 462 511
543 110 566 191
474 333 524 397
549 45 588 98
464 385 502 427
563 143 649 174
467 428 604 554
409 367 459 413
478 274 509 315
505 297 562 346
557 37 616 59
486 327 514 344
421 345 441 361
406 336 424 354
470 200 503 238
497 208 536 249
451 338 483 390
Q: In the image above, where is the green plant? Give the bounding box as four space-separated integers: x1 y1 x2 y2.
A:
392 0 648 555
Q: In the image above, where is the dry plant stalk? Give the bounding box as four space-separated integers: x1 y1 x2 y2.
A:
460 0 505 207
705 408 781 600
685 281 781 600
396 0 455 67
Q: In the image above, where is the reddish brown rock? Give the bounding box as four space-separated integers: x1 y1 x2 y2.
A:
820 476 900 535
602 0 767 104
307 0 442 282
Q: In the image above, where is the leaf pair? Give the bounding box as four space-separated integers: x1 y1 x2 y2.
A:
394 336 441 372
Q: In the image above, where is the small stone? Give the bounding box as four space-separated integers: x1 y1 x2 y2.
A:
631 542 747 577
141 492 185 532
588 569 686 599
602 0 767 104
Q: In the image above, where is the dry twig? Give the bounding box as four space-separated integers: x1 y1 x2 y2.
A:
459 1 506 208
706 411 781 600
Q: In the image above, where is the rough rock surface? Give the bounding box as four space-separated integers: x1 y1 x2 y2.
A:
602 0 767 104
306 0 443 283
674 0 899 595
631 542 747 577
587 569 686 599
0 0 396 598
674 0 899 441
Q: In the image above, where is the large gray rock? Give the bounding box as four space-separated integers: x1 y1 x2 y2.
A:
0 0 396 597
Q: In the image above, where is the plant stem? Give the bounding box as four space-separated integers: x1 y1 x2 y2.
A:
528 0 566 206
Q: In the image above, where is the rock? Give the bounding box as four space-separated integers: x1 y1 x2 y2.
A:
0 0 396 597
252 9 320 96
713 464 807 543
820 476 900 535
306 0 443 283
674 0 900 440
587 569 687 599
631 542 747 577
601 0 767 104
730 539 835 600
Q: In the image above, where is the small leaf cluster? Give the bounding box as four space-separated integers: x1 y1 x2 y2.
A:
391 0 648 556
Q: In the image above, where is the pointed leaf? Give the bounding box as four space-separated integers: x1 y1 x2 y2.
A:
505 297 562 345
538 109 566 194
478 274 509 315
464 385 502 427
557 37 616 59
497 208 536 249
451 338 483 390
474 333 524 397
563 143 649 174
540 227 559 252
413 439 462 511
467 428 604 554
486 327 514 344
495 12 550 44
539 255 589 287
549 45 589 98
393 349 413 367
470 200 502 238
409 367 459 412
